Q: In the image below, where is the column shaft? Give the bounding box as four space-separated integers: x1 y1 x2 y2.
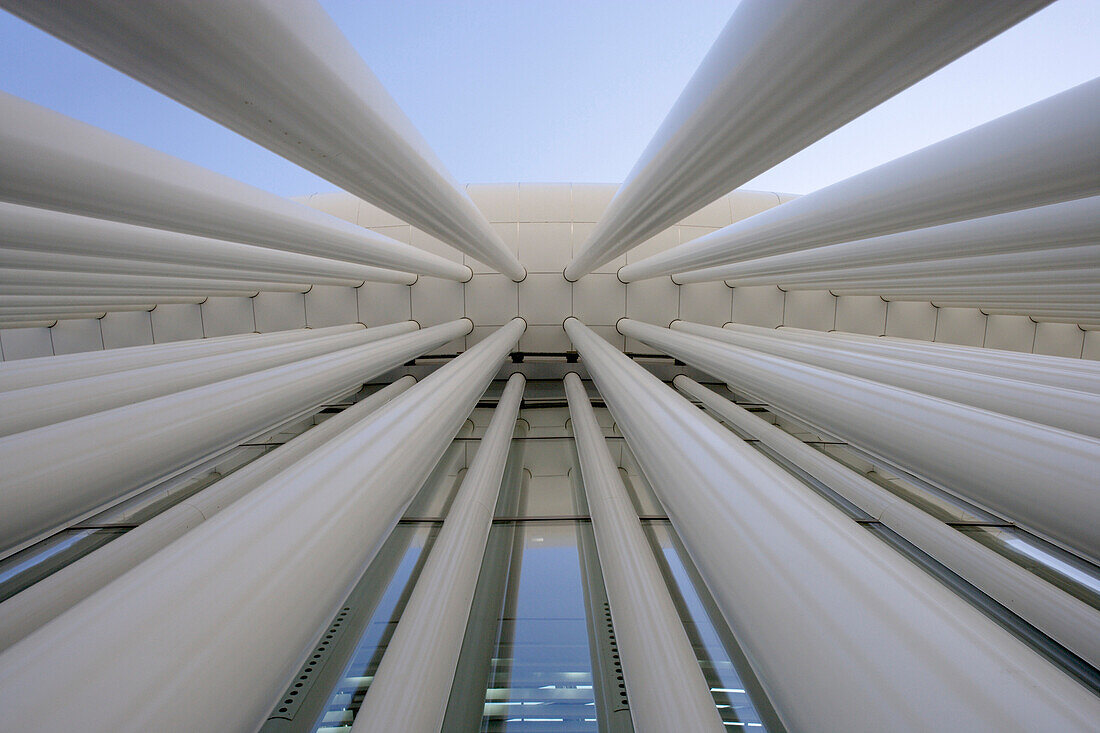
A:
0 93 471 281
0 318 472 554
564 373 725 733
0 320 524 732
565 317 1100 730
353 373 526 732
2 2 524 280
618 78 1100 281
619 319 1100 560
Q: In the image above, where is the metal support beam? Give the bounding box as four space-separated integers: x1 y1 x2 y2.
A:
353 373 526 732
0 320 524 731
0 202 416 285
564 0 1048 279
675 376 1100 670
0 318 473 554
0 376 416 651
3 0 525 281
0 321 417 436
0 325 361 392
617 78 1100 281
564 373 725 733
565 317 1100 730
618 318 1100 561
672 196 1100 284
671 320 1100 437
0 93 472 281
0 267 310 294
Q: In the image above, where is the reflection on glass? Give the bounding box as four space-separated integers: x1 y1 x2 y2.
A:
643 521 772 730
311 523 438 732
480 521 598 732
0 528 127 602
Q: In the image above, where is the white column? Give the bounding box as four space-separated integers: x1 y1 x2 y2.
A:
0 202 416 285
617 78 1100 281
563 0 1048 279
675 376 1100 670
671 320 1100 437
0 320 417 436
3 2 525 281
565 317 1099 730
0 267 311 295
0 303 159 319
0 93 472 281
725 323 1100 394
618 318 1100 561
564 373 725 733
0 324 361 392
0 319 525 732
673 196 1100 284
714 246 1100 289
0 376 416 651
353 373 526 732
0 318 473 554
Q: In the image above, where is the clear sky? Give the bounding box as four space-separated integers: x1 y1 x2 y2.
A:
1 0 1097 197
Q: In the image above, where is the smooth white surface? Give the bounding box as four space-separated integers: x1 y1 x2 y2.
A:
673 320 1100 437
0 92 470 280
567 317 1099 731
0 325 359 391
0 320 524 732
4 0 524 281
620 319 1100 560
618 78 1100 280
353 373 525 732
0 321 417 436
565 372 725 733
0 202 415 285
0 268 309 295
675 196 1100 284
675 376 1100 670
565 0 1047 278
0 376 417 651
0 319 471 553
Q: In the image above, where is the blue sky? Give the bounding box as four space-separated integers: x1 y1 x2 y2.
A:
1 0 1097 196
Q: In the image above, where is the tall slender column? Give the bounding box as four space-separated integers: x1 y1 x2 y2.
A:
618 318 1100 560
0 202 415 285
0 376 416 651
673 196 1100 284
0 320 417 436
675 376 1100 670
0 318 473 554
565 317 1100 730
564 373 725 733
713 247 1100 289
563 0 1048 279
0 319 525 732
2 1 525 281
0 268 311 295
0 325 362 392
722 323 1100 394
671 320 1100 437
617 78 1100 281
353 373 526 732
0 93 472 281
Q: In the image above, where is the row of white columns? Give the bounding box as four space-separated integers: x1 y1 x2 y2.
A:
0 320 417 437
674 375 1100 670
671 320 1100 437
617 77 1100 282
0 376 417 651
618 318 1100 562
0 318 472 554
2 0 526 281
0 319 526 732
0 202 417 288
0 92 470 282
564 317 1100 731
564 0 1049 279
